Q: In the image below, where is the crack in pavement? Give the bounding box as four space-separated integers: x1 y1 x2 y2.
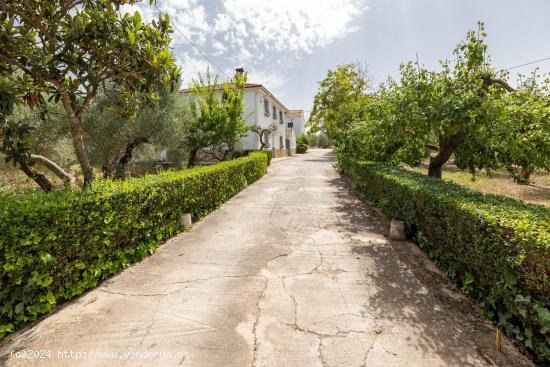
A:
251 276 268 367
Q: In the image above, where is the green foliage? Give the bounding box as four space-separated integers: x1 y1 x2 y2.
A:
307 133 331 148
2 101 75 169
455 71 550 182
296 135 309 153
307 63 368 140
254 150 272 166
0 153 268 338
313 23 548 181
0 1 181 186
84 90 189 177
341 158 550 362
186 70 249 166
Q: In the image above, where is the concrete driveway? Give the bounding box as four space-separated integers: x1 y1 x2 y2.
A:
0 149 531 367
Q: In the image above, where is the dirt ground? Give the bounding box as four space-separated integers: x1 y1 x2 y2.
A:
408 163 550 207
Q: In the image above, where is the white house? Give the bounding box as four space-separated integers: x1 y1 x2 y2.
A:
181 72 304 158
286 110 306 137
241 83 297 157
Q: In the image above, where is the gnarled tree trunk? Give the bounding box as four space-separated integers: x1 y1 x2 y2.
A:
187 148 199 168
507 165 534 184
114 137 149 179
28 154 79 187
428 128 468 179
520 167 534 183
19 163 53 192
259 132 267 150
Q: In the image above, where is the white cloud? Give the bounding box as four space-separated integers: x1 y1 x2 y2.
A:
246 69 286 94
212 40 228 56
218 0 367 54
121 0 367 92
176 53 212 87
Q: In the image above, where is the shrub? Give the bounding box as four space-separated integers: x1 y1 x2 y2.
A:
297 135 309 146
341 159 550 362
296 135 309 154
0 154 267 338
296 144 308 154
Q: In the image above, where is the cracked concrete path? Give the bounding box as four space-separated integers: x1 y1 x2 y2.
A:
0 149 532 367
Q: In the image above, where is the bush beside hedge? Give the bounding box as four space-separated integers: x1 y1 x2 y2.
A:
296 144 308 154
0 151 270 338
296 135 309 154
341 159 550 362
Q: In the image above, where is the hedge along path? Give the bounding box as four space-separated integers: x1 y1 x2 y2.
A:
0 151 270 338
0 149 533 367
342 159 550 363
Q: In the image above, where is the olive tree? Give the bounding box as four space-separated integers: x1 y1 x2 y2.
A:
84 90 188 178
0 0 180 187
0 92 79 191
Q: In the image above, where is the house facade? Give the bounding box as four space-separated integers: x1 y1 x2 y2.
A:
182 81 303 158
241 84 297 157
286 109 306 137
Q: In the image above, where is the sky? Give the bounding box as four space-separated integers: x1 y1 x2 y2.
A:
125 0 550 117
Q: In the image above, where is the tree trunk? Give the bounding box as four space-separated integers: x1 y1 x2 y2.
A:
28 154 79 187
222 149 231 161
259 133 266 150
19 163 53 192
188 148 199 168
114 137 149 179
102 164 113 179
520 167 534 183
428 128 468 179
56 83 95 188
69 117 94 187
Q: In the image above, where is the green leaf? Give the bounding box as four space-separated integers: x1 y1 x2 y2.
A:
133 11 142 26
127 29 135 45
45 292 56 305
0 323 14 334
39 252 53 264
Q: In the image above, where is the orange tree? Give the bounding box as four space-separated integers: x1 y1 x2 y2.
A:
455 71 550 183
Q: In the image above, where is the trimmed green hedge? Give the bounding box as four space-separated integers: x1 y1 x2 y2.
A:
260 149 272 165
342 159 550 362
0 152 269 338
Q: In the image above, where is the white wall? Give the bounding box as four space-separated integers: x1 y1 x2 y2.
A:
243 91 259 150
184 87 293 153
290 115 305 136
242 88 290 152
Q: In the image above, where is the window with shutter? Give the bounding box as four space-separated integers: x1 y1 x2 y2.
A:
272 106 277 120
264 99 270 116
279 110 283 124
